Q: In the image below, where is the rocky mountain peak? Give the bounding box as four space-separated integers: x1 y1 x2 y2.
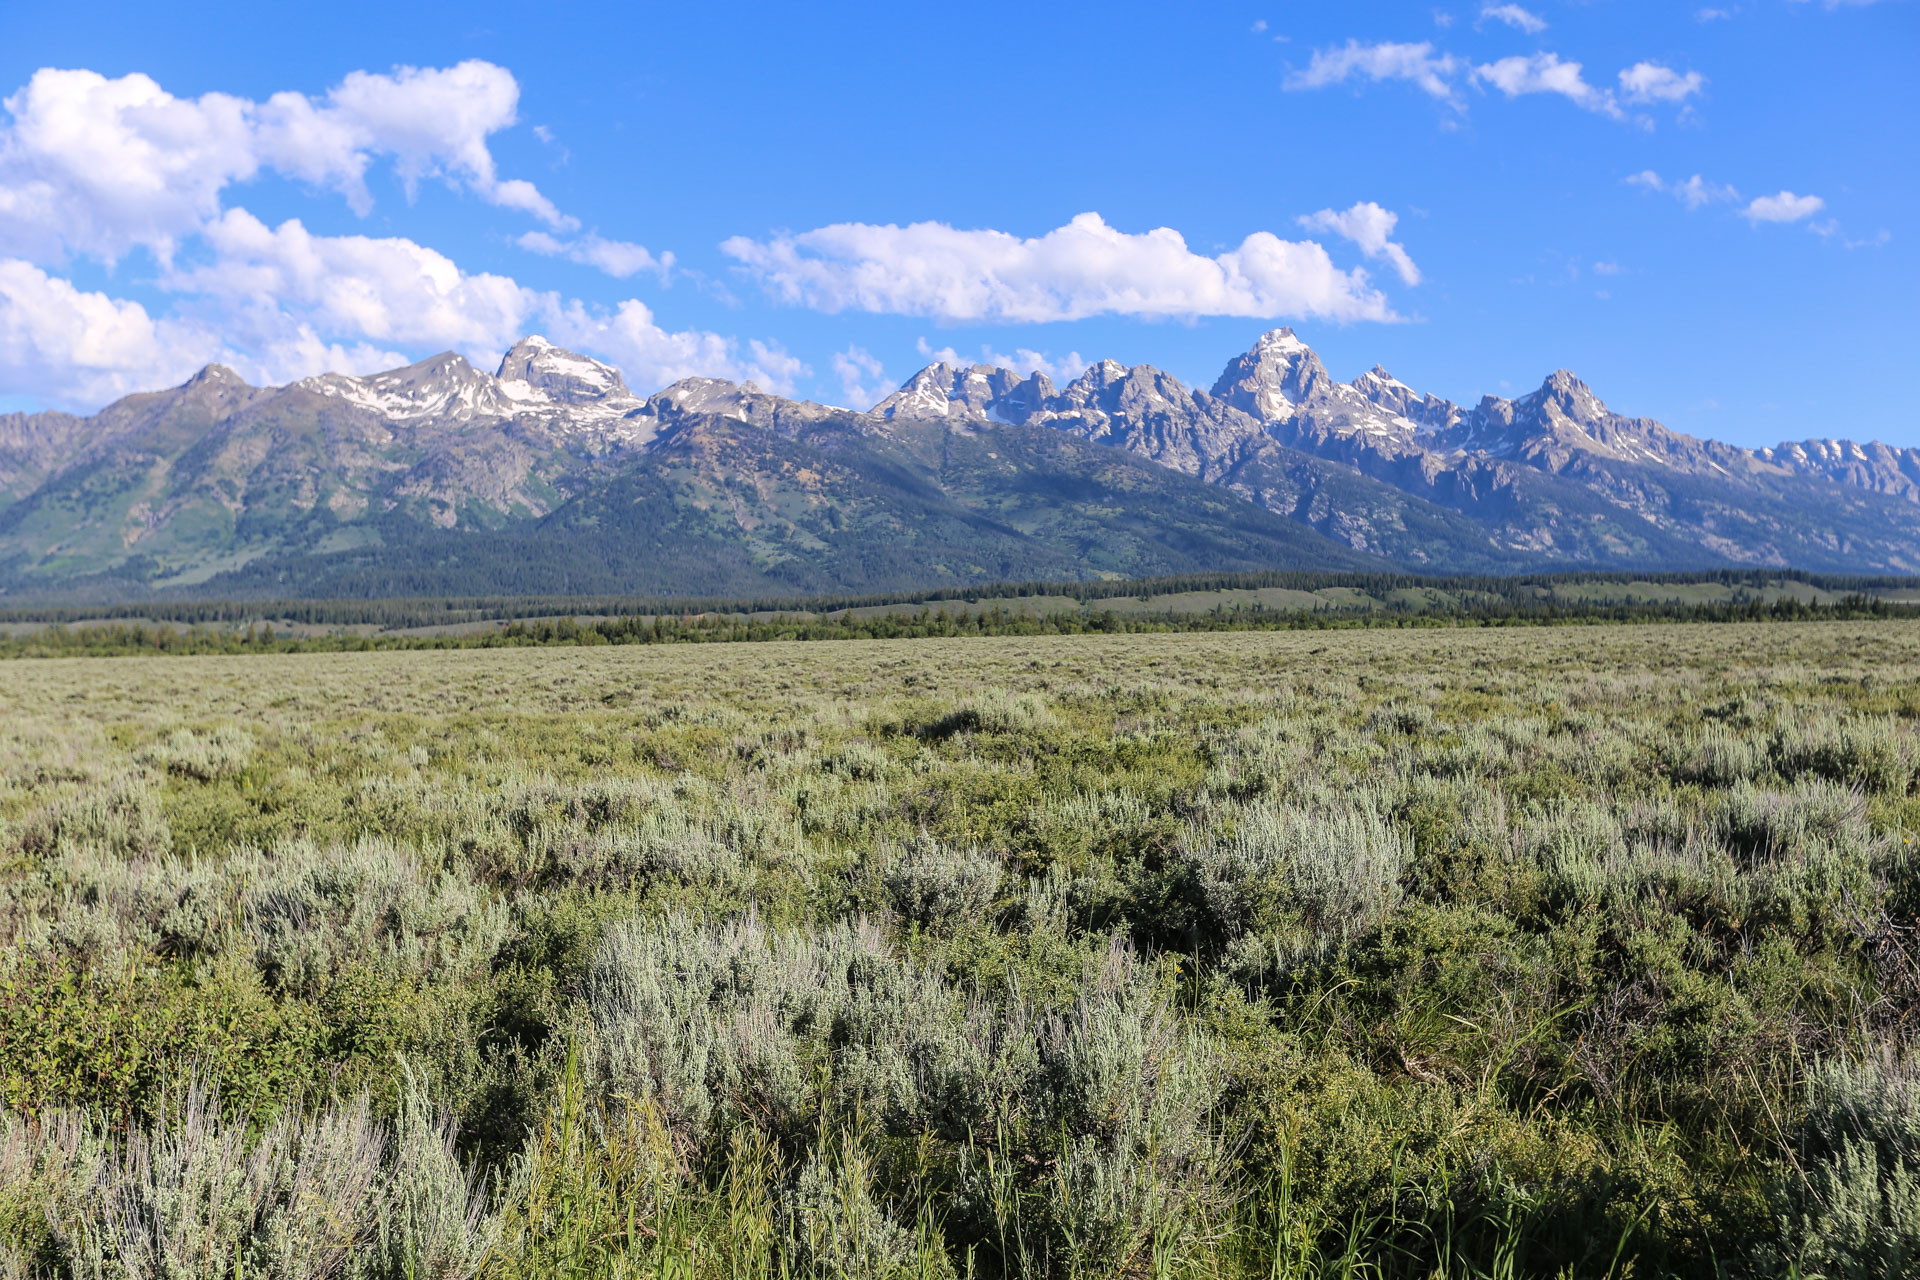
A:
872 362 1024 422
1346 365 1460 433
182 363 249 389
496 335 633 405
1210 328 1332 422
642 376 839 438
1530 369 1602 414
292 351 504 423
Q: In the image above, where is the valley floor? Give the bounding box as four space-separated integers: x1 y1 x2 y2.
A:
2 623 1917 1277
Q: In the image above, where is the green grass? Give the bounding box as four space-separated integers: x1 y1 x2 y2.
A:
1 622 1917 1277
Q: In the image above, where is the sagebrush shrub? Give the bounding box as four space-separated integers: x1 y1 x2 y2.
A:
136 726 257 782
4 1070 491 1280
1790 1057 1920 1279
881 833 1003 930
1773 713 1912 796
1180 801 1406 949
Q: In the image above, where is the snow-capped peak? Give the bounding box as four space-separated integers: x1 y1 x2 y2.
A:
1252 327 1310 356
1210 328 1329 421
496 336 634 406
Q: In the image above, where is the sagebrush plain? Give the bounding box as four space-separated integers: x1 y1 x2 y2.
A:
2 622 1917 1278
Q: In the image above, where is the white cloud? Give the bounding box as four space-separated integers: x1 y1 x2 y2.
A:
1480 4 1547 33
517 231 674 279
1627 169 1742 209
311 61 564 222
169 212 799 393
0 258 216 403
913 338 1088 383
831 346 887 409
1251 19 1268 33
173 209 541 354
1592 260 1623 275
0 257 407 404
1290 42 1705 125
1473 53 1621 117
1632 173 1834 230
0 63 788 410
1742 191 1825 223
0 61 570 265
1284 41 1464 105
721 212 1399 325
1297 202 1422 285
1618 62 1706 104
5 210 789 409
1696 7 1734 19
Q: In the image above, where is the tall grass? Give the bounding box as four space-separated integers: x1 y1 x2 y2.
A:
0 623 1916 1276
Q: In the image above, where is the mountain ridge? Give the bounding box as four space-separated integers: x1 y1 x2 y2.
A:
2 328 1915 599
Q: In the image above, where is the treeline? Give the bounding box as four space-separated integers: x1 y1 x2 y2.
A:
3 592 1913 659
0 565 1913 633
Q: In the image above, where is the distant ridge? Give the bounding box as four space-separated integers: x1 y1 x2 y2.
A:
3 329 1917 600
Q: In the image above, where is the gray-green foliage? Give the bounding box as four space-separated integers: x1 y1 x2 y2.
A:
1011 947 1226 1275
4 623 1920 1277
586 915 1228 1271
1181 801 1406 955
135 727 257 783
3 1069 492 1280
881 834 1003 931
1791 1058 1920 1279
4 838 509 996
584 913 1000 1144
1773 713 1911 797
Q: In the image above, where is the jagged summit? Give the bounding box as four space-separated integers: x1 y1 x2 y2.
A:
8 327 1920 596
1210 328 1332 421
872 363 1028 423
497 335 634 405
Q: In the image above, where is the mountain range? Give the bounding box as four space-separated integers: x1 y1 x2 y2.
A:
1 329 1915 600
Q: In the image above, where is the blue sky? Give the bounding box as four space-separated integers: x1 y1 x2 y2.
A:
0 0 1912 446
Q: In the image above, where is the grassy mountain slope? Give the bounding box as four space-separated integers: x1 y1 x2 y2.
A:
174 412 1384 600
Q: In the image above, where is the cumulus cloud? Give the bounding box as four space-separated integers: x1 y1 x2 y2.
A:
171 215 799 393
0 61 570 264
170 209 542 353
1629 173 1838 233
721 212 1399 325
0 258 217 403
1479 5 1547 33
1473 53 1621 117
1626 169 1742 209
0 62 791 411
1618 62 1706 104
1284 41 1464 105
8 212 790 409
1297 202 1421 285
1742 191 1826 223
0 257 408 403
517 230 674 279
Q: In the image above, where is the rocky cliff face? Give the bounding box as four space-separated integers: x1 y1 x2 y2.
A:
874 327 1920 572
4 328 1917 597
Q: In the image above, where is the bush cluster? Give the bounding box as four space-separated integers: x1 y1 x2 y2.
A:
0 622 1915 1277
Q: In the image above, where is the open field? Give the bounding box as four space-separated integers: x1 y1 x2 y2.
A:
3 623 1918 1277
